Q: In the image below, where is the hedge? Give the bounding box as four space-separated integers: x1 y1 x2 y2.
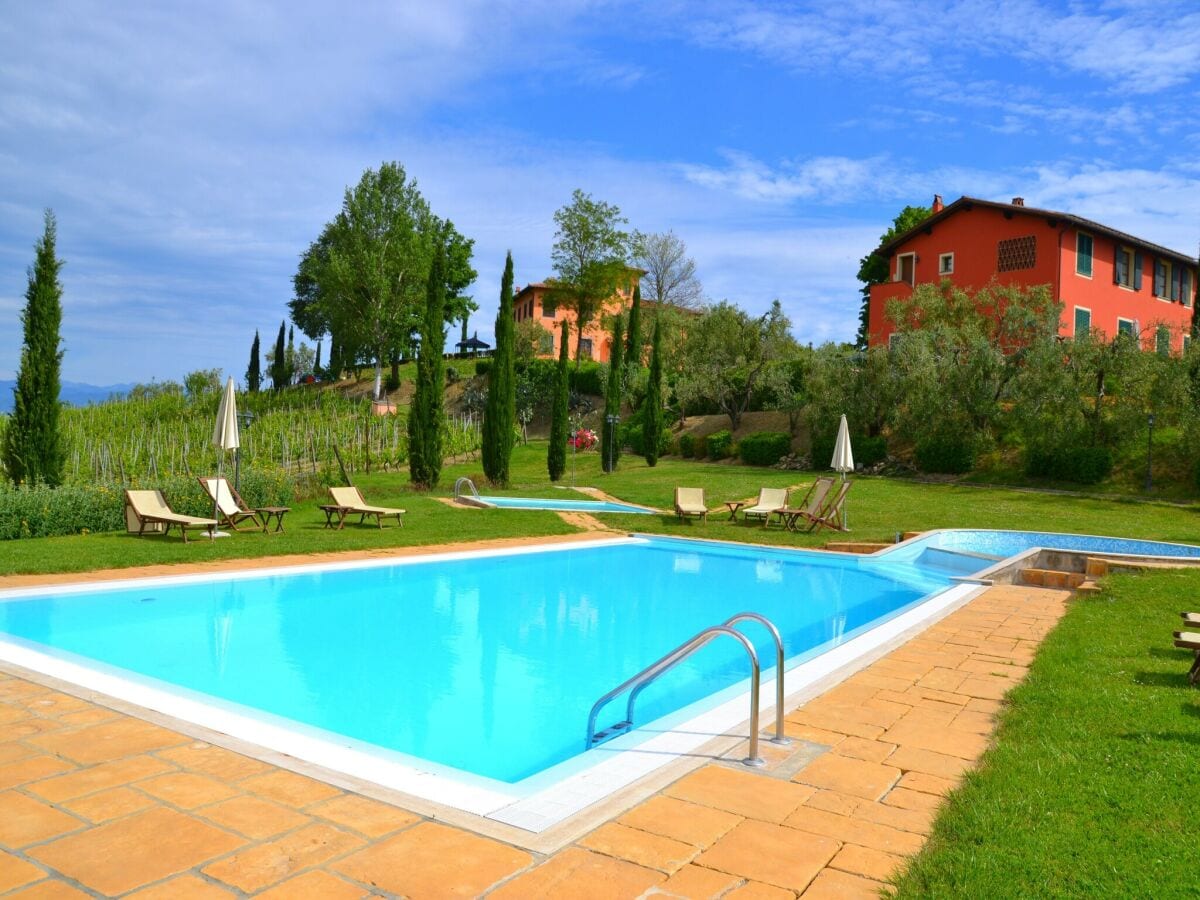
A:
1026 445 1113 485
568 362 606 397
475 359 492 376
678 433 696 458
621 422 671 457
738 431 792 467
705 429 734 460
914 434 976 474
0 469 295 540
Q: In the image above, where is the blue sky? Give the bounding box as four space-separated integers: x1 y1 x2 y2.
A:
2 1 1198 385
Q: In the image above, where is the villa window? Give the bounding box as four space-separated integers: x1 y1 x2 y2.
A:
1154 258 1170 298
1156 326 1171 357
997 235 1036 272
1074 306 1091 336
1117 318 1136 339
542 297 556 317
538 331 554 355
938 253 954 275
578 337 593 358
1114 247 1142 290
1076 232 1093 277
896 253 915 286
1182 268 1194 307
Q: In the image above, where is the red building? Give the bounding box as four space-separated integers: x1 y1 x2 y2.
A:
869 195 1197 352
512 270 642 362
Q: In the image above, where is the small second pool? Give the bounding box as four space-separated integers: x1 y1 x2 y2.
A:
476 496 653 514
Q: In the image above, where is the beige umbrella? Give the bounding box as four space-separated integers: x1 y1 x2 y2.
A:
830 414 854 530
209 377 240 538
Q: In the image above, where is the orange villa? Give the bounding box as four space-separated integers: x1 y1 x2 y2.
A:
513 270 642 362
869 194 1198 352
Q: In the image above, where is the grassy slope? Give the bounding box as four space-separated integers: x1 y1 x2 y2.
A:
4 441 1199 576
894 570 1200 898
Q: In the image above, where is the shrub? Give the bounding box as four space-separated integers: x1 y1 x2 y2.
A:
857 435 888 467
914 434 976 474
705 429 733 460
678 433 696 458
384 371 402 392
568 363 606 397
621 422 671 457
0 468 295 541
475 358 492 377
1027 445 1113 485
810 433 835 470
738 431 792 467
445 366 461 384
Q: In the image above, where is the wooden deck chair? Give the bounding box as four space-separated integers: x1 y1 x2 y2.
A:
1173 630 1200 685
1180 612 1200 629
199 477 262 531
802 480 853 533
325 486 405 529
124 490 218 543
673 487 708 522
742 487 789 527
780 477 834 532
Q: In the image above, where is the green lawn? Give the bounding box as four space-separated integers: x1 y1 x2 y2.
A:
4 441 1200 577
893 570 1200 898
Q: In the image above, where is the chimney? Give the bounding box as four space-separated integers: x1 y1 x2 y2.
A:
1012 197 1025 206
932 194 944 213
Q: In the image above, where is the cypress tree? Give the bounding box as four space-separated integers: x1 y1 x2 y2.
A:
626 283 642 369
3 210 65 486
286 325 295 385
315 340 322 375
600 314 624 473
643 315 664 467
270 321 287 390
482 252 516 485
246 331 261 392
408 243 446 488
548 319 570 481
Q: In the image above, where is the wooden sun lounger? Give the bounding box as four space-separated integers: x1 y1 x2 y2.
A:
1180 612 1200 629
797 480 852 533
124 489 218 544
777 477 835 532
1173 630 1200 685
742 487 789 528
323 486 405 529
199 477 263 531
674 487 708 522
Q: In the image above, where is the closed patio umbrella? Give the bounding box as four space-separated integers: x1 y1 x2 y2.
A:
209 377 240 538
830 414 854 530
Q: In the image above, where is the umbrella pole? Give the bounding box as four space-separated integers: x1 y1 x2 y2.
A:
211 455 222 539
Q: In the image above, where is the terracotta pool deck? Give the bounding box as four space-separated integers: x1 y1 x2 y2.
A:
0 552 1071 899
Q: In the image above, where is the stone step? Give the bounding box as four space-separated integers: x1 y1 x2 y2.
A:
825 541 891 554
1019 568 1086 589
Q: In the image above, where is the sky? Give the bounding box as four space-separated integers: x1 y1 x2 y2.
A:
2 0 1199 386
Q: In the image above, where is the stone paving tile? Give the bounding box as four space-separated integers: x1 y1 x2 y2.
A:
886 745 974 781
578 821 697 874
785 806 925 856
331 821 531 898
0 849 46 893
828 843 906 881
202 822 363 893
28 806 245 895
0 791 86 847
833 736 897 763
801 867 886 899
617 794 742 848
0 755 75 792
793 753 901 801
60 785 157 823
307 792 420 838
695 819 839 893
137 771 243 809
155 741 273 781
194 794 311 840
894 770 959 796
804 790 863 817
252 869 369 899
882 786 943 812
124 874 237 898
489 846 664 900
239 769 341 808
5 880 93 899
0 742 36 765
27 754 176 803
725 881 794 900
27 718 186 765
651 863 742 898
881 716 990 760
665 764 815 823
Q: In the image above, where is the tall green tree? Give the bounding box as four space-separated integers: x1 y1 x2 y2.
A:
3 210 65 486
854 204 932 349
600 314 624 473
286 325 296 385
626 283 642 369
270 321 287 390
548 189 631 367
482 252 516 485
408 243 446 488
633 229 703 310
547 319 570 481
643 315 664 467
246 331 261 392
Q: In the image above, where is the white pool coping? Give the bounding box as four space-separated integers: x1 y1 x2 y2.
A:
0 535 982 833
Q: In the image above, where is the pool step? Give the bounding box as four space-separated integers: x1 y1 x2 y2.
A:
824 541 891 554
1019 568 1088 590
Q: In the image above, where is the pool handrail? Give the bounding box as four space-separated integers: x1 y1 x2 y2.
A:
453 477 480 500
586 624 765 767
724 612 791 746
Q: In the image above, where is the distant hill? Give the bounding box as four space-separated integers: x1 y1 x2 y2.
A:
0 380 136 414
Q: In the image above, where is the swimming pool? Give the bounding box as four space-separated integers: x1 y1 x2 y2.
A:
474 496 653 514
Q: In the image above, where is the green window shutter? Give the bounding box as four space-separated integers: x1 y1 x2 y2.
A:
1154 259 1167 296
1076 233 1093 276
1157 326 1170 356
1183 269 1194 307
1133 251 1143 290
1114 247 1125 285
1074 307 1090 334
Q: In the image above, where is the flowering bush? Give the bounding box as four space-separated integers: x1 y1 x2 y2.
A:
569 428 598 450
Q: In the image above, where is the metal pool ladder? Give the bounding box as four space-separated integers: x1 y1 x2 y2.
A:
454 477 480 500
586 612 791 767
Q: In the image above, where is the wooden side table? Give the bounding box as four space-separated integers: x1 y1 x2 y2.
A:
256 506 291 533
319 505 350 530
724 501 746 521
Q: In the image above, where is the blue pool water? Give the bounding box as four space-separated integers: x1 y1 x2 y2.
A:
478 496 652 514
891 529 1200 563
0 537 950 783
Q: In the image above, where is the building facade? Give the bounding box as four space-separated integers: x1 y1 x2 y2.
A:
868 195 1197 353
512 274 640 362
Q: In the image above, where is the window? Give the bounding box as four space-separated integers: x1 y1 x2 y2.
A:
1154 258 1170 298
997 235 1036 272
541 297 556 317
896 253 915 286
1117 318 1136 338
938 253 954 275
1182 268 1194 307
578 338 593 359
1076 232 1093 277
1156 326 1171 357
1186 335 1193 352
1114 247 1142 290
538 331 554 355
1074 306 1091 336
888 332 903 350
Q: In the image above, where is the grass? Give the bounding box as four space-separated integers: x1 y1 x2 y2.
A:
4 441 1200 576
893 569 1200 898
